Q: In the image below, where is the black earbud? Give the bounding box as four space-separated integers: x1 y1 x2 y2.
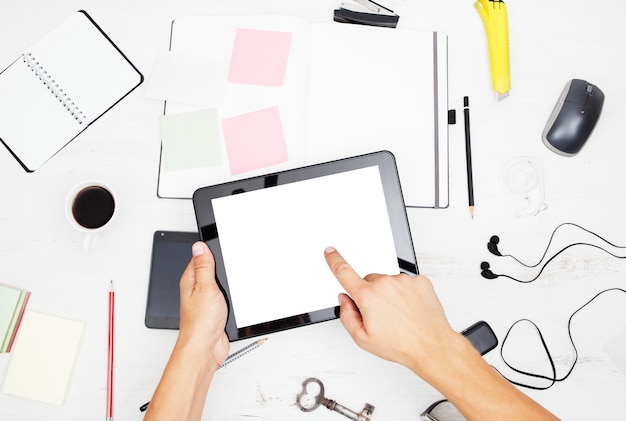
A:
481 223 626 284
480 261 499 279
487 235 502 256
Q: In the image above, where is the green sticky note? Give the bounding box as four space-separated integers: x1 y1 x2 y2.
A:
0 283 29 353
159 109 222 172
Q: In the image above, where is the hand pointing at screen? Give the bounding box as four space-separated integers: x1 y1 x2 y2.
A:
145 244 557 421
324 246 557 421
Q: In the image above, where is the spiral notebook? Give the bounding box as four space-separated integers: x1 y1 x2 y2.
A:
0 10 143 171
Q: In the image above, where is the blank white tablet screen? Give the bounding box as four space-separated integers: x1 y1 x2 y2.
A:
211 165 399 328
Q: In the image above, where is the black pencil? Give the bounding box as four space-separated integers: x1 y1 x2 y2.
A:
463 96 475 218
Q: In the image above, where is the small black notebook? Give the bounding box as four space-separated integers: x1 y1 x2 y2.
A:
0 10 143 171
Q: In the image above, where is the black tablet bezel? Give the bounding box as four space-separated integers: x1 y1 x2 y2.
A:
192 151 418 341
145 230 199 329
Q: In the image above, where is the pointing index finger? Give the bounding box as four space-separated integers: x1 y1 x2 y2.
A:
324 247 364 296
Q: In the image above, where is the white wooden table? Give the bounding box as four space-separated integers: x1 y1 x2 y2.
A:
1 1 626 419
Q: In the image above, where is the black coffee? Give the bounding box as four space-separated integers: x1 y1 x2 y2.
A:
72 186 115 229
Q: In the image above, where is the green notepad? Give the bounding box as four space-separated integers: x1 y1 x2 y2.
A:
0 283 30 353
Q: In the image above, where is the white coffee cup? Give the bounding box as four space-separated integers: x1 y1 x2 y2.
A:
65 180 117 252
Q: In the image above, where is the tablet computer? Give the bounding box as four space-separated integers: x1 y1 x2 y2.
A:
145 230 199 329
192 151 418 341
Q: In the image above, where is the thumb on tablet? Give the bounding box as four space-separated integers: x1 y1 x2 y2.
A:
337 293 365 340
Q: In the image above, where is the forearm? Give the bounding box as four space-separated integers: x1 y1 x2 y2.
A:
411 332 559 421
144 338 217 421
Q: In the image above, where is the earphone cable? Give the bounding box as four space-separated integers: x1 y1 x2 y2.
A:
497 288 626 389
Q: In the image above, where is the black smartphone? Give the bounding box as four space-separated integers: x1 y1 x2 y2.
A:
461 320 498 356
145 231 199 329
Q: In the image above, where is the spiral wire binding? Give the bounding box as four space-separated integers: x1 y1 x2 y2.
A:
22 52 86 124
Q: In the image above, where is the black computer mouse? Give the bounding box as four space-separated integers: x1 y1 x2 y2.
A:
542 79 604 156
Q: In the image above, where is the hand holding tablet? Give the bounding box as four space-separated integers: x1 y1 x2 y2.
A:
192 151 417 341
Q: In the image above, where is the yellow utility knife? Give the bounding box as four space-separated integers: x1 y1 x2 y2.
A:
475 0 510 99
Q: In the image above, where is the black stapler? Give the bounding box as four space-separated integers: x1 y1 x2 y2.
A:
334 0 399 28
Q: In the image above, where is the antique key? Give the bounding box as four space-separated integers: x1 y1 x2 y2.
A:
296 377 375 421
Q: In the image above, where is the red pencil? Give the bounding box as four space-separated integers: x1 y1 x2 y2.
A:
107 281 115 421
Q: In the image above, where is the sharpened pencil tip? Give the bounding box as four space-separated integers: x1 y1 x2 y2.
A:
469 206 475 219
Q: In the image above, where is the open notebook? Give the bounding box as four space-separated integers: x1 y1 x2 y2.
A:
0 10 143 171
154 16 449 208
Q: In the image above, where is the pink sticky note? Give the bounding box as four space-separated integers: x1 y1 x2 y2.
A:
221 106 288 175
228 29 292 86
